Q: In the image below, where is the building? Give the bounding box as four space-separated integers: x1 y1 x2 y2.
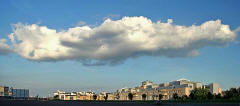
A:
12 89 29 98
142 80 153 89
115 79 218 100
158 87 191 100
204 83 222 94
53 90 95 100
0 86 12 96
52 79 221 101
53 90 74 100
193 82 202 89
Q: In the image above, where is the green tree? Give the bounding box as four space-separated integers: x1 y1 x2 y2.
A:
53 95 59 100
93 95 97 100
237 87 240 96
189 92 194 100
103 94 108 101
142 94 147 100
128 93 133 101
181 95 188 100
230 88 239 99
173 93 179 100
158 94 163 101
116 93 120 100
214 94 222 99
224 87 240 99
207 92 213 100
190 88 208 100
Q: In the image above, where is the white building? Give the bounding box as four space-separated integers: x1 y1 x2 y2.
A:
204 83 222 94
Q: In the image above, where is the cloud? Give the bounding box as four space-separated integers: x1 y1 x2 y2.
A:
0 39 12 55
234 27 240 33
8 16 237 65
103 14 121 20
76 21 86 26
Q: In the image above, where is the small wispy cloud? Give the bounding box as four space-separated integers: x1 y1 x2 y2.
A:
103 14 121 20
76 21 86 26
0 39 12 55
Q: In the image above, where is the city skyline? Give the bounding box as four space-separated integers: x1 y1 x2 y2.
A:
0 0 240 97
52 79 222 100
0 78 221 98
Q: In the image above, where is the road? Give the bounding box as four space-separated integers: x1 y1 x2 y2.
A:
0 100 239 106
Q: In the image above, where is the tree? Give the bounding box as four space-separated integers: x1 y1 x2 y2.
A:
158 94 163 101
189 92 194 100
237 87 240 97
116 93 120 100
207 92 213 100
190 88 208 100
230 88 238 98
35 94 39 100
142 94 147 100
214 94 222 99
181 95 188 100
128 93 133 101
53 95 59 100
93 95 97 100
152 95 156 100
173 93 179 100
103 94 108 101
223 87 240 99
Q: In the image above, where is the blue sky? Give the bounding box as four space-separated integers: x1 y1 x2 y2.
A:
0 0 240 97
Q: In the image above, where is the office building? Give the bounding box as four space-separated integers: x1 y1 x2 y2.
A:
12 89 29 98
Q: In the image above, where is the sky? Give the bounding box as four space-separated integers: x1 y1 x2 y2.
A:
0 0 240 97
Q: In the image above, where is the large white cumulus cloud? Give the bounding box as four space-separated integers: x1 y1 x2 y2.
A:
8 16 237 65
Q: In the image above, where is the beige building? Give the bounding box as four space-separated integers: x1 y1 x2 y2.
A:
52 79 221 101
0 86 12 96
116 87 190 100
0 86 4 96
204 83 222 94
115 79 220 100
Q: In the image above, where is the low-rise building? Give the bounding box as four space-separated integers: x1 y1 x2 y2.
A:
0 86 12 96
52 79 221 101
115 79 220 100
204 83 222 94
54 90 95 100
12 89 29 98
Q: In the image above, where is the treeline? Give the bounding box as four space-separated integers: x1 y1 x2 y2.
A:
172 87 240 100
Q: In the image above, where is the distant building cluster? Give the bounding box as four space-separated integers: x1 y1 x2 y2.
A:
0 86 29 99
53 90 95 100
53 79 222 100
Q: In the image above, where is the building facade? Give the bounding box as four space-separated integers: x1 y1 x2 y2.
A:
52 79 222 101
0 86 12 96
53 90 95 100
113 79 221 100
204 83 222 94
12 89 29 98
